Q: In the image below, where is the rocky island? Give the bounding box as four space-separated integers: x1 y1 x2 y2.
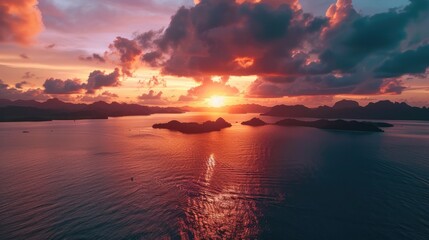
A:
152 118 232 134
241 118 267 126
240 117 393 132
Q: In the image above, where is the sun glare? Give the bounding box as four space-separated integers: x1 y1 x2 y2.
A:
207 96 225 108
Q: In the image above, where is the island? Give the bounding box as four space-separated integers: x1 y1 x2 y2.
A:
240 117 393 132
241 118 267 126
152 118 232 134
275 119 391 132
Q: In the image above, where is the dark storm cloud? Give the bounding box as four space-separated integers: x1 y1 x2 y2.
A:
139 0 324 77
247 73 368 97
309 0 429 74
375 44 429 78
248 71 408 98
142 51 163 66
99 0 429 98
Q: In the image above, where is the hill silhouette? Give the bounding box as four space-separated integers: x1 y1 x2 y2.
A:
0 98 183 122
263 100 429 121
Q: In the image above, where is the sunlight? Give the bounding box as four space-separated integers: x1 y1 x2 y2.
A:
234 57 254 68
207 96 226 108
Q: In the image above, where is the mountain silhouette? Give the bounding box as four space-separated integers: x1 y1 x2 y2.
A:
263 100 429 121
0 98 183 122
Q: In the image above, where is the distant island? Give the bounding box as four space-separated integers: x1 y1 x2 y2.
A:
263 100 429 121
241 117 393 132
241 117 268 126
153 118 232 134
0 98 183 122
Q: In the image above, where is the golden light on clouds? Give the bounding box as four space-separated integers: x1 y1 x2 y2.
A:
234 57 254 68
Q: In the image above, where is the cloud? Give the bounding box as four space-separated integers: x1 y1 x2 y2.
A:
43 78 85 94
131 0 429 98
15 81 28 89
325 0 356 27
247 72 406 97
375 44 429 78
145 0 316 77
108 37 142 76
45 43 56 49
178 95 196 102
137 90 170 105
0 0 43 44
22 71 36 79
79 53 106 63
20 54 29 59
42 68 121 95
0 79 49 101
86 68 121 93
380 79 406 94
138 90 163 100
138 76 167 88
79 91 119 103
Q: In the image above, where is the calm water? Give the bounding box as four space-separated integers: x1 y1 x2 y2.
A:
1 113 429 239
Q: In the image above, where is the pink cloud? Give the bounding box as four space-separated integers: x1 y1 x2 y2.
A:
0 0 43 44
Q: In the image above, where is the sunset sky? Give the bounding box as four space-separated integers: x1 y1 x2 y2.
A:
1 0 428 107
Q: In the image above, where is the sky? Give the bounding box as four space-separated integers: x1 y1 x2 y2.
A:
1 0 428 107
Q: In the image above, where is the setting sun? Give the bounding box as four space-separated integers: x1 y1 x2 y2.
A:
207 96 226 108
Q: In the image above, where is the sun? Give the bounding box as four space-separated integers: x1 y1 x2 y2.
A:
207 96 225 108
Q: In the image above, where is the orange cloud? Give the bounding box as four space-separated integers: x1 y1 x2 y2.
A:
326 0 354 26
234 57 255 68
0 0 43 44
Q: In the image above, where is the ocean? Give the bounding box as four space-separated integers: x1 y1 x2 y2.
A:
1 113 428 239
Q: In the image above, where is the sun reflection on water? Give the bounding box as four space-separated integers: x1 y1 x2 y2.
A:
178 153 260 239
204 153 216 184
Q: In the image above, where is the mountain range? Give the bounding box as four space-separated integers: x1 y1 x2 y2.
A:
263 100 429 121
1 98 429 122
0 98 183 122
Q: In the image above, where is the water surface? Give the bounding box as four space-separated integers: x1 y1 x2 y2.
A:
1 113 428 239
